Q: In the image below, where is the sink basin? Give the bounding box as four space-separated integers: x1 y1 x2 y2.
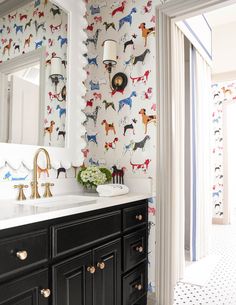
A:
16 195 96 208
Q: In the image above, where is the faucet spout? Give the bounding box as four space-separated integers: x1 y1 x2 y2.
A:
31 148 51 199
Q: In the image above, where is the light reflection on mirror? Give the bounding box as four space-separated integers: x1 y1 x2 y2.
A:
0 0 68 147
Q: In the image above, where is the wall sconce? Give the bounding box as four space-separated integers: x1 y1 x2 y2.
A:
103 39 128 92
50 57 63 93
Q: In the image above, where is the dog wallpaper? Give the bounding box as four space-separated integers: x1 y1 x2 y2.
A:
83 0 167 294
0 0 68 147
84 0 157 182
212 81 236 219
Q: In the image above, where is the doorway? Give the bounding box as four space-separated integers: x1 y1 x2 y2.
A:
156 1 236 304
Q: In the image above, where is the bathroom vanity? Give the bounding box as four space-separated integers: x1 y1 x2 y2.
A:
0 195 149 305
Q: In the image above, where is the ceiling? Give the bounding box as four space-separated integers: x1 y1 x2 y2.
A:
205 3 236 28
0 0 32 18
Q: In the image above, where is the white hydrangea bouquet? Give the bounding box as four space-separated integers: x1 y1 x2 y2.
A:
77 166 112 191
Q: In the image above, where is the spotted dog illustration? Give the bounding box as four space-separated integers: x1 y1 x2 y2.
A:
130 159 151 172
83 106 101 126
104 138 119 151
85 29 101 49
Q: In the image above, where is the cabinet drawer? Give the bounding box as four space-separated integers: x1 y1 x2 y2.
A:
52 211 121 257
0 230 48 278
0 268 49 305
123 263 147 305
123 203 147 232
123 228 147 272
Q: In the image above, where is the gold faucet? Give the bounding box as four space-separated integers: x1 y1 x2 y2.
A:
31 148 51 199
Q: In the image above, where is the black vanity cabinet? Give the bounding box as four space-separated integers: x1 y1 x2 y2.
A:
0 269 49 305
0 200 148 305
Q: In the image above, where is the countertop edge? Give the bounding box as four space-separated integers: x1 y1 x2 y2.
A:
0 193 154 230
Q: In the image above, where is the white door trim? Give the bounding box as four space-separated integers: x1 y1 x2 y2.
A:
155 0 236 304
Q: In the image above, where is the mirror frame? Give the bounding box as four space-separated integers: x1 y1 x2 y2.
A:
0 0 87 165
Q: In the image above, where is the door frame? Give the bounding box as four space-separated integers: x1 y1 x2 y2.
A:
155 0 236 304
0 48 46 145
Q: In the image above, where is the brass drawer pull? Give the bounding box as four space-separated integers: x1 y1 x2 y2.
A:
16 250 28 261
40 288 51 298
97 262 106 270
135 214 143 221
87 266 96 274
135 246 144 253
135 284 143 291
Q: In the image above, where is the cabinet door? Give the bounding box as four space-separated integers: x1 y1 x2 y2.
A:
0 269 49 305
52 251 92 305
93 239 121 305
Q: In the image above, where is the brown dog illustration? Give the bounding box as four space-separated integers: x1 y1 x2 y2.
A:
139 108 156 134
139 23 155 47
102 120 116 136
3 39 13 55
24 34 33 48
44 120 55 141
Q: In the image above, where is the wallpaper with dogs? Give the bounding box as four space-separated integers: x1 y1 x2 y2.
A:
212 81 236 219
83 0 167 294
0 0 67 147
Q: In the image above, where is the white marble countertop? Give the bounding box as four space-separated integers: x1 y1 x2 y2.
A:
0 193 153 230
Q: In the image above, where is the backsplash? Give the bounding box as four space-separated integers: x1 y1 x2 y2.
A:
0 0 68 147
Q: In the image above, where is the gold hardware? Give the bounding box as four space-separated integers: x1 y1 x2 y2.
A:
135 284 143 291
135 246 144 253
40 289 51 298
16 250 28 260
31 148 51 199
97 262 106 270
87 266 96 274
135 214 143 221
41 182 54 198
14 184 28 201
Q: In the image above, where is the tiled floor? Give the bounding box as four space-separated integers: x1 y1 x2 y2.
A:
174 217 236 305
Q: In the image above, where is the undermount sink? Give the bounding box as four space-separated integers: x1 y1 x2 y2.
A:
16 195 96 208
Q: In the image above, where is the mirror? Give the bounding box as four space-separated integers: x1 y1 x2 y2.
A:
0 0 68 147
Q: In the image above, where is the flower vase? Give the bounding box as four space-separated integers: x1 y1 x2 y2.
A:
83 186 97 193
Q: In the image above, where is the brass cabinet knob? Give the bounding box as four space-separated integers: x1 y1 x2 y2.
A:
135 284 143 291
16 250 28 260
135 246 144 253
87 266 96 274
40 289 51 298
135 214 143 221
97 262 106 270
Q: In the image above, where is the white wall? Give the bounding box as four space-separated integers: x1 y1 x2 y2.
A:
212 22 236 76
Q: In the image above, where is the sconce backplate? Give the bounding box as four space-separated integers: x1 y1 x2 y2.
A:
112 72 128 91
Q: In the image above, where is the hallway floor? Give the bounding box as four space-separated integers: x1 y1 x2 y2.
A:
174 218 236 305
